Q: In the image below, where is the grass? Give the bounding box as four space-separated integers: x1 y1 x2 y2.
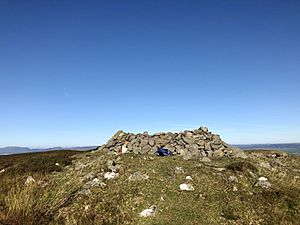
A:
0 149 299 224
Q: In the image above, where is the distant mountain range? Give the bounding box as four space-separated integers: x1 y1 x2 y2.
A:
0 146 98 155
234 143 300 155
1 143 300 156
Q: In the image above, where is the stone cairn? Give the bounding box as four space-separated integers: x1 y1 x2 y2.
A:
97 127 238 157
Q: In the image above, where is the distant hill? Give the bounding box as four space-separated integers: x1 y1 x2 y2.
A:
2 143 300 155
235 143 300 155
0 146 97 155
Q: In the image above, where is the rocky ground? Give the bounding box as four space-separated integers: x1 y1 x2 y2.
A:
0 128 300 225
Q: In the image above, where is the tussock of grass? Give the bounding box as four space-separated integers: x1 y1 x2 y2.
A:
226 161 258 172
3 175 81 225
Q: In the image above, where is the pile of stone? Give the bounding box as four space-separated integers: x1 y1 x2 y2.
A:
97 127 239 158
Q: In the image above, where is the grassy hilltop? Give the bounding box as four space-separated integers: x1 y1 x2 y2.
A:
0 149 300 225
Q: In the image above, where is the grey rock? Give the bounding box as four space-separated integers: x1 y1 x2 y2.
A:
213 149 225 157
140 145 152 154
128 172 149 181
148 138 155 146
182 136 195 145
164 144 175 151
205 142 212 151
140 139 149 148
206 150 213 157
200 157 211 162
210 143 222 151
200 127 208 133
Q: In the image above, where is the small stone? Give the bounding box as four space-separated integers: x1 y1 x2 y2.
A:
25 176 35 185
255 177 272 189
214 167 226 172
233 186 238 192
139 205 156 217
104 172 119 180
200 157 211 162
198 193 206 199
90 178 101 187
259 177 267 181
0 169 5 173
55 163 60 166
175 167 185 174
128 172 149 181
84 205 90 212
228 175 238 183
186 176 193 180
179 183 195 191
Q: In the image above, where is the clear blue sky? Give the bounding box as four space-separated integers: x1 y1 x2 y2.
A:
0 0 300 147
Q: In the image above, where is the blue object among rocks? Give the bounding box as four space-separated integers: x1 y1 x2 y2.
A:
156 147 173 156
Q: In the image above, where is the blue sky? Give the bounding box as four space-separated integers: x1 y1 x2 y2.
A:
0 0 300 147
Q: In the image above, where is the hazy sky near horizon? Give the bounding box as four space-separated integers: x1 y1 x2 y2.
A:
0 0 300 147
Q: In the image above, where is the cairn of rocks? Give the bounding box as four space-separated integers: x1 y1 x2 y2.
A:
97 127 238 158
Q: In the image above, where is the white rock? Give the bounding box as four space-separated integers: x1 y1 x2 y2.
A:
84 205 90 211
0 169 5 173
121 144 128 154
214 167 226 172
179 183 195 191
233 186 238 192
139 205 156 217
25 176 35 185
55 163 60 166
186 176 193 180
175 167 185 174
91 178 100 186
104 172 119 180
256 177 272 189
258 177 268 181
228 175 238 183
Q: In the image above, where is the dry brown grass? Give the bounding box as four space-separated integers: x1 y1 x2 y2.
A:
0 150 300 225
